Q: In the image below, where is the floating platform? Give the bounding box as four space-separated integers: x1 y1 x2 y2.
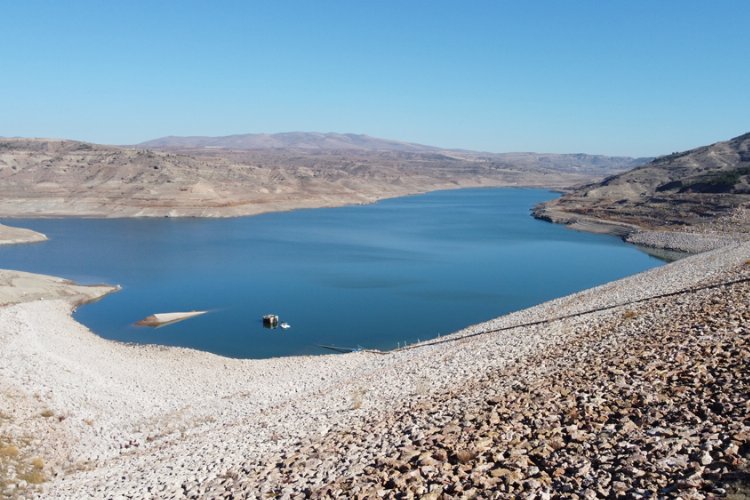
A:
136 310 208 327
263 314 279 328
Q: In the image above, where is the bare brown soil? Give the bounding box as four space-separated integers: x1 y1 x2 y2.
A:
0 138 635 218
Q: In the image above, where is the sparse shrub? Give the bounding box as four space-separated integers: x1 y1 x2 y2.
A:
622 310 638 320
0 444 18 458
19 469 45 484
12 457 47 484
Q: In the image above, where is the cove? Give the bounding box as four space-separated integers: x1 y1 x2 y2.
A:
0 188 664 358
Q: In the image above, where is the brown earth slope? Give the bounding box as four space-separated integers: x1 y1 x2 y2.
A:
0 136 641 218
534 132 750 232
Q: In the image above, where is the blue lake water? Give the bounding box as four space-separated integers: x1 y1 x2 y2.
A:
0 188 664 358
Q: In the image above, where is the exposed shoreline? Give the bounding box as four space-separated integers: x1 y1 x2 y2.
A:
0 190 750 498
0 220 748 496
532 202 750 254
0 224 47 246
0 181 572 221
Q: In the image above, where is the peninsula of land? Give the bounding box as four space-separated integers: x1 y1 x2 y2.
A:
534 132 750 253
0 224 46 246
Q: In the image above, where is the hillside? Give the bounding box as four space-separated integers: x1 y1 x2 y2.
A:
0 136 640 218
138 132 647 176
136 132 442 153
534 132 750 233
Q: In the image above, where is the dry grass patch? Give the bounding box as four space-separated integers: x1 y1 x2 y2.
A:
19 469 45 485
622 309 638 320
18 456 46 484
0 444 18 458
1 438 47 490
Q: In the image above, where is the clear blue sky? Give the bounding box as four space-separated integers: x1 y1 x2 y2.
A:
1 1 748 156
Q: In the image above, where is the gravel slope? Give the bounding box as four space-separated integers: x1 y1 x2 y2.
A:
0 240 748 498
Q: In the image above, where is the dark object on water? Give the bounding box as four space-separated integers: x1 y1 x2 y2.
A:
262 314 279 328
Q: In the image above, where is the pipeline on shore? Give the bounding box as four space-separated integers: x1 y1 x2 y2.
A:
386 274 750 354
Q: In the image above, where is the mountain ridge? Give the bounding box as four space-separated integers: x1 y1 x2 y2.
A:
135 132 650 163
0 135 640 218
534 131 750 231
136 132 444 153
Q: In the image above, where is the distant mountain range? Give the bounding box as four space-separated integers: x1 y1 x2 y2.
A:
535 131 750 229
136 132 443 152
0 133 643 218
136 131 649 176
137 131 642 158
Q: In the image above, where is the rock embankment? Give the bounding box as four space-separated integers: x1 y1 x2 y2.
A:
625 207 750 254
0 241 738 498
192 250 750 499
315 278 750 498
625 230 747 254
534 197 750 255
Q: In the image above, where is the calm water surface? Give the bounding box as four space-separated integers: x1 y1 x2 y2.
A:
0 189 664 358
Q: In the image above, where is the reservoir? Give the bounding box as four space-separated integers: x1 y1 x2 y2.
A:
0 188 663 358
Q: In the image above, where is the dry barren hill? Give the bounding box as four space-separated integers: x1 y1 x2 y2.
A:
0 135 642 218
138 132 648 176
136 132 443 152
535 132 750 231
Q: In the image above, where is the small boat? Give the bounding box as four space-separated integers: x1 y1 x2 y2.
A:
280 322 291 329
262 314 279 328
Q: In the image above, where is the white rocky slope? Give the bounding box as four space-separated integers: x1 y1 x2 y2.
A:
0 240 748 498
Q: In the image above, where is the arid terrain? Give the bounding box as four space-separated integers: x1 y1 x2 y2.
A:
1 132 749 499
0 232 748 499
535 134 750 240
0 134 644 218
0 225 46 246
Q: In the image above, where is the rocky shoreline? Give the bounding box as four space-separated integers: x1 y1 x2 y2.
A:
625 231 747 254
0 231 748 497
532 201 750 255
531 131 750 256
